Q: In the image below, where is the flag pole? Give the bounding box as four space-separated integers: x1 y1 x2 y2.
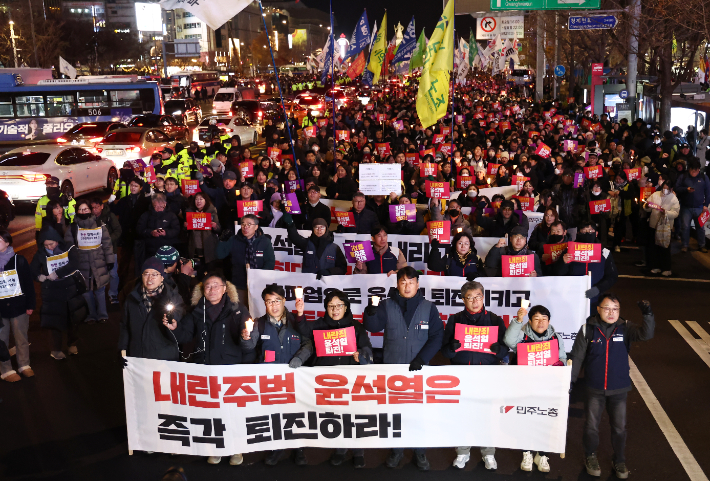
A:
330 0 336 162
257 0 299 179
450 0 455 174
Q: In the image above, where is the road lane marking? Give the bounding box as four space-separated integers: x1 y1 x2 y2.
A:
15 240 36 252
619 275 710 283
629 358 709 481
669 320 710 369
9 225 36 236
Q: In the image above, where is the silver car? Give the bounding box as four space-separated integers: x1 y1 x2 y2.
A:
96 128 177 167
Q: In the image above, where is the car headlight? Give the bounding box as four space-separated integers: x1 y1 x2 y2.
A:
173 110 182 114
311 110 322 117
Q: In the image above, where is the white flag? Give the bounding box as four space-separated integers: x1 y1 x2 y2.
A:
59 56 76 79
159 0 251 30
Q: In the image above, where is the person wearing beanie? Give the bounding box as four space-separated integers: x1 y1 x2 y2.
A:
483 224 543 277
474 198 523 238
118 256 185 362
185 192 221 270
258 192 285 229
280 210 346 279
31 226 84 361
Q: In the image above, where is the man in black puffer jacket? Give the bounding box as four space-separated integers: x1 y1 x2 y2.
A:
136 193 180 258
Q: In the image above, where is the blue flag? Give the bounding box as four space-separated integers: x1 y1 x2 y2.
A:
321 33 335 84
345 10 370 61
361 21 377 87
392 17 416 65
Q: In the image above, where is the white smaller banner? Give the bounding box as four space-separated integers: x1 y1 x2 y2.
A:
159 0 253 30
77 227 102 250
46 251 69 274
358 164 402 195
0 269 22 299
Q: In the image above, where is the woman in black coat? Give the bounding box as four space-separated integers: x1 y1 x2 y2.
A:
41 200 69 239
325 164 358 201
0 229 35 382
111 178 151 278
30 227 83 361
427 232 480 279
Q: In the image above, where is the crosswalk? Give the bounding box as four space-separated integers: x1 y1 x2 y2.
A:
669 320 710 369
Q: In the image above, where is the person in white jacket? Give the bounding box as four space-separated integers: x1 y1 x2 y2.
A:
643 181 680 276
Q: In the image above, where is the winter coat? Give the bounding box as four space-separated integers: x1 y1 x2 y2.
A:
674 171 710 209
118 281 186 360
216 229 275 290
186 203 221 262
175 282 255 365
441 309 508 365
302 311 373 366
136 206 181 256
0 251 35 319
644 191 680 229
239 310 313 364
64 216 115 290
285 225 347 276
340 207 379 235
503 317 567 364
484 245 543 278
96 204 122 251
300 201 332 230
325 175 358 201
431 208 473 236
111 192 151 246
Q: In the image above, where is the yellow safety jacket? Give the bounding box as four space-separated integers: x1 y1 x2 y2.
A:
35 195 76 230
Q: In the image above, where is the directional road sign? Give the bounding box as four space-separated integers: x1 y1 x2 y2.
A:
491 0 601 10
568 15 618 30
554 65 566 77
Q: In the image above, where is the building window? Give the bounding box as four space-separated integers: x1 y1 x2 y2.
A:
183 11 193 17
185 34 202 39
184 22 200 29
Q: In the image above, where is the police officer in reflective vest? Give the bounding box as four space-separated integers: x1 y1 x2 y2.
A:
570 293 654 479
35 176 75 231
363 266 444 471
240 284 312 466
353 225 407 275
281 215 347 279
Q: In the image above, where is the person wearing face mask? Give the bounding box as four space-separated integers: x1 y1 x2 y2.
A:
475 199 523 238
455 184 479 208
642 182 679 276
35 176 75 232
538 220 573 276
504 304 566 473
428 231 480 279
587 180 610 248
484 225 542 277
112 178 151 279
430 198 473 236
65 200 115 324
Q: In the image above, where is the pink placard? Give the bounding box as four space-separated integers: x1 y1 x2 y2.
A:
314 326 357 357
454 324 498 352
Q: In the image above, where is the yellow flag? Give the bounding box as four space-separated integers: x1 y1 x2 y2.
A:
417 0 454 129
367 12 387 85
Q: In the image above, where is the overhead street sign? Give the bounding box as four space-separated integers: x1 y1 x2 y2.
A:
568 15 618 30
491 0 601 10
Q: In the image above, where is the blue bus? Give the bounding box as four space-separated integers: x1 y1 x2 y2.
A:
170 70 221 98
0 74 163 144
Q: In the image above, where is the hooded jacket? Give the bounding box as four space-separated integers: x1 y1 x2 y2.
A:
285 224 347 276
301 310 373 366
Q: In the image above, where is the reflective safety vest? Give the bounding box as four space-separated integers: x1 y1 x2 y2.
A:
35 195 76 230
112 179 130 200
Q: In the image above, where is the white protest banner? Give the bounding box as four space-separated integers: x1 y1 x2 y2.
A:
159 0 253 31
46 251 69 274
124 358 570 455
358 164 402 195
77 227 102 250
526 212 543 238
0 269 22 299
247 270 590 351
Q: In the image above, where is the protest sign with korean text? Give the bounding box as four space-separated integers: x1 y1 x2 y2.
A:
359 164 402 195
77 227 102 250
313 327 357 356
543 243 567 265
374 143 391 157
589 199 611 214
427 220 451 244
405 152 420 166
455 325 497 353
46 251 69 275
502 255 534 277
335 211 356 228
181 179 200 195
517 339 559 366
457 176 474 189
240 161 254 179
336 130 350 141
237 200 263 217
567 242 601 263
486 163 501 176
426 180 450 199
267 147 282 162
343 241 375 264
0 269 22 299
624 168 641 181
187 212 212 231
535 143 552 159
514 196 534 211
282 193 301 214
584 165 603 180
420 162 438 177
389 204 416 223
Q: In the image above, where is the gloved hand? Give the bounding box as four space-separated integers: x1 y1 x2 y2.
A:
450 339 461 351
288 357 303 368
427 175 436 182
195 171 204 182
108 194 116 203
315 269 330 280
107 263 114 272
38 274 47 282
364 305 378 316
256 210 265 219
478 200 487 210
408 357 424 371
219 228 234 241
465 273 478 282
552 360 565 366
282 211 294 226
430 238 440 248
489 342 500 354
585 286 600 299
637 300 653 315
48 271 58 281
119 352 128 369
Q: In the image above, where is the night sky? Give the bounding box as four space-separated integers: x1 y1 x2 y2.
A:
301 0 479 44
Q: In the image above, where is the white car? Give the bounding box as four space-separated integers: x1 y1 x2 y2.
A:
194 116 259 146
0 145 118 203
97 127 177 166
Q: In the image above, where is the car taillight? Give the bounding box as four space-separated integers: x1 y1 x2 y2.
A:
22 174 48 182
257 111 263 118
126 146 141 153
57 137 67 143
89 137 103 143
97 148 103 153
229 111 233 116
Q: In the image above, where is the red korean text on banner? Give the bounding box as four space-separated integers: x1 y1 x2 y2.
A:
181 179 200 195
405 152 420 166
240 161 254 179
313 327 357 357
427 220 450 244
346 51 367 79
389 204 416 223
441 126 451 136
335 211 356 227
543 243 567 265
514 196 534 211
420 147 435 158
426 180 450 199
282 193 301 214
420 162 438 177
376 114 386 123
698 211 710 228
517 339 559 366
513 175 529 190
454 324 498 353
584 165 603 180
457 176 474 189
186 212 212 231
580 118 592 129
374 142 391 157
549 107 557 115
438 144 452 156
317 119 328 128
433 134 445 144
473 112 484 119
589 199 611 214
568 242 602 263
502 254 534 277
624 168 641 181
343 241 375 264
486 163 501 176
499 121 511 132
535 143 552 159
640 186 656 201
303 126 316 137
479 120 487 127
237 200 263 217
267 147 281 161
144 165 156 183
336 130 350 141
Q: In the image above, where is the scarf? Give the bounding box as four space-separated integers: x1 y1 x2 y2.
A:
206 294 227 322
456 249 471 266
0 246 15 270
245 235 257 267
270 206 283 228
141 282 164 313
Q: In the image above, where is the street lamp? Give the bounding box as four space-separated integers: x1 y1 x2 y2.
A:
9 21 19 68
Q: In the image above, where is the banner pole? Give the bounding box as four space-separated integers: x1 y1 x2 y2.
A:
450 0 456 174
257 0 299 179
330 0 336 162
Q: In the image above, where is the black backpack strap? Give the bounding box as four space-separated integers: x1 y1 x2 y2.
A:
258 316 267 336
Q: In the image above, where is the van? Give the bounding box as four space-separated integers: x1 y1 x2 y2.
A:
212 87 257 114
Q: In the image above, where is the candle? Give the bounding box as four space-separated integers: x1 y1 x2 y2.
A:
456 227 462 233
294 287 303 299
521 300 530 309
245 318 254 332
372 295 380 306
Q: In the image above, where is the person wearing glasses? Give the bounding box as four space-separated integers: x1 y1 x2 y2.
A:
363 267 443 471
280 212 347 279
239 285 313 467
570 293 654 479
217 214 275 305
298 289 372 468
440 281 509 472
163 272 252 467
